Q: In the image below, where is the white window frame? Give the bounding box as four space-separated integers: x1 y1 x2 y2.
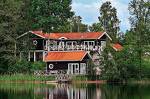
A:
80 63 86 74
49 64 54 69
68 63 79 74
33 40 38 45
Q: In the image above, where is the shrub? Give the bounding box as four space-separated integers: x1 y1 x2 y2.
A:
8 59 31 74
30 61 46 72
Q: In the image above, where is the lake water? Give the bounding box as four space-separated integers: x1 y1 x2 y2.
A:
0 83 150 99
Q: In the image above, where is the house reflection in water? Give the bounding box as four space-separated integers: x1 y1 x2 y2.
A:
34 84 102 99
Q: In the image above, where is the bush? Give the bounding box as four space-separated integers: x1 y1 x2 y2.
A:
8 59 31 74
30 61 46 72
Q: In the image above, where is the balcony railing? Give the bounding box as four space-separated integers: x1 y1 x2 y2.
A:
46 45 104 52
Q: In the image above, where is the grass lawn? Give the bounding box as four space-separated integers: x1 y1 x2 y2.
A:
0 74 55 82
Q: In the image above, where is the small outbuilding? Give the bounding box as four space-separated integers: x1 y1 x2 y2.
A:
44 51 92 75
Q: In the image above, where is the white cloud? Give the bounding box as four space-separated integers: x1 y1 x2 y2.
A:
72 1 100 25
108 0 131 31
72 0 131 32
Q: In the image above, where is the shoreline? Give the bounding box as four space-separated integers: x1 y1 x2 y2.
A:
0 80 150 85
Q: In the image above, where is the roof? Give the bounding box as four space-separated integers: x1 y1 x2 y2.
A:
30 31 112 40
44 51 90 62
112 43 123 51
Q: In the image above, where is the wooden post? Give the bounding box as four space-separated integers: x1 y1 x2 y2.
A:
14 42 17 57
72 42 74 50
34 51 36 62
47 40 50 51
43 51 45 61
28 51 30 61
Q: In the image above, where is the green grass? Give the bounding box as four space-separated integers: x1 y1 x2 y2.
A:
72 75 88 81
72 75 102 81
0 74 55 81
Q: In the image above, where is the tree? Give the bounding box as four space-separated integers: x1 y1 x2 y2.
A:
70 16 88 32
99 1 120 42
128 0 150 78
98 1 121 81
0 0 27 73
129 0 150 45
28 0 74 32
89 22 103 32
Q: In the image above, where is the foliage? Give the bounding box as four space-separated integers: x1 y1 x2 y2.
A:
100 0 150 81
28 0 74 32
127 0 150 78
0 0 26 74
8 59 31 74
70 16 88 32
101 45 142 81
7 59 46 74
0 74 55 81
129 0 150 45
30 61 46 72
0 0 74 74
72 75 87 81
89 22 103 32
99 1 120 42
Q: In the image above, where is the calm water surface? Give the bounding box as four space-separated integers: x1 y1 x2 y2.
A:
0 83 150 99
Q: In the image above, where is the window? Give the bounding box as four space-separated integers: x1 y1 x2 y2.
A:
49 64 54 69
80 63 86 74
68 63 79 74
33 40 38 45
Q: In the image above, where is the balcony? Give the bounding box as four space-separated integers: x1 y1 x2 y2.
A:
46 45 104 52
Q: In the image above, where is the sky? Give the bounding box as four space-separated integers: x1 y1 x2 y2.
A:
71 0 131 32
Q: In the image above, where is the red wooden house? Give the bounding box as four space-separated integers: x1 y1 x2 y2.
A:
16 31 122 75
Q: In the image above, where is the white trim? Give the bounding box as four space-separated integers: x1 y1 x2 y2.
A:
33 40 38 45
16 32 29 39
98 32 112 40
17 31 46 39
45 60 80 62
80 52 88 61
84 41 95 50
49 64 54 69
29 50 45 52
59 37 67 39
28 52 30 61
68 63 79 74
80 63 86 74
112 47 118 51
34 52 36 62
43 51 45 61
29 31 45 38
87 52 93 61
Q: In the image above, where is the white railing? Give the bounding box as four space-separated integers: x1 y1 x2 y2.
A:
47 45 103 52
